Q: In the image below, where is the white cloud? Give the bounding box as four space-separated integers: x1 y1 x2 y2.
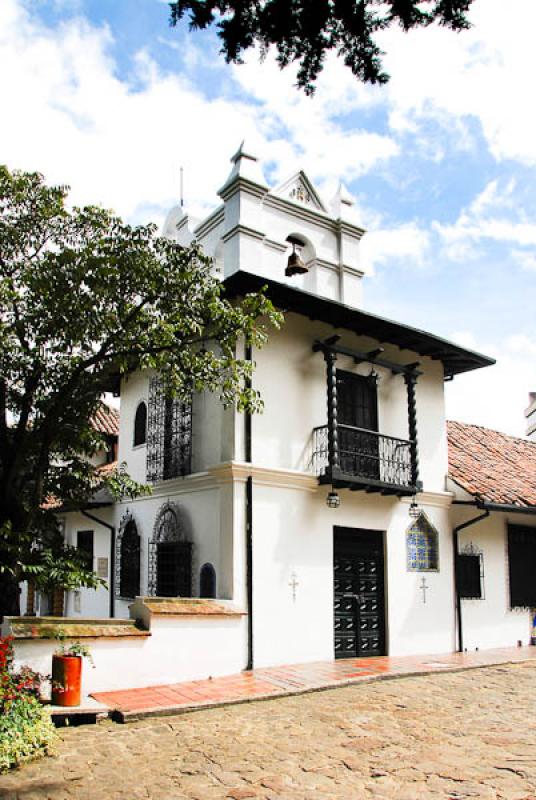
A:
433 178 536 260
360 222 430 273
0 0 398 227
445 331 536 437
378 0 536 165
512 250 536 273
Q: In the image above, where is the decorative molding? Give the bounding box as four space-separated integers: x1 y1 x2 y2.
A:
218 176 268 202
264 194 335 231
263 237 288 253
175 215 192 234
336 219 366 241
208 461 319 492
142 471 217 497
263 194 366 242
341 263 365 279
401 490 454 509
314 257 339 274
222 223 266 244
193 205 224 240
273 171 327 212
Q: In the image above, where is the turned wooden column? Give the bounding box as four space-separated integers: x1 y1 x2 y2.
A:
325 350 339 474
404 372 420 488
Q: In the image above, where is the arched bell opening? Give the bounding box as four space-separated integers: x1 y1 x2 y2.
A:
284 234 316 278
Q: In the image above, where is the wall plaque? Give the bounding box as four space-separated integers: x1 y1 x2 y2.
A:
97 557 108 578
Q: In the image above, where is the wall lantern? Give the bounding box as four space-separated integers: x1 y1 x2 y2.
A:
285 238 308 277
326 490 341 509
367 366 379 386
409 499 421 519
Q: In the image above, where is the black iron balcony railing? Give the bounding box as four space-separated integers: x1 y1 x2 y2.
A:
313 424 414 490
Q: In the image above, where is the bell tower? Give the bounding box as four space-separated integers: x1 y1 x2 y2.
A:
169 143 368 309
217 141 268 279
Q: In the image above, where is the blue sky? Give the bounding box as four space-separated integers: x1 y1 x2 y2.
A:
1 0 535 435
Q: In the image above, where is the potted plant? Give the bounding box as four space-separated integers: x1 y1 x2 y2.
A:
51 634 93 707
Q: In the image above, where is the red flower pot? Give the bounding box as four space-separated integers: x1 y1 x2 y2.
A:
51 654 82 707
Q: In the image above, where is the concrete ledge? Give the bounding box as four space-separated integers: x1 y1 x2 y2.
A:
131 597 246 619
5 616 150 640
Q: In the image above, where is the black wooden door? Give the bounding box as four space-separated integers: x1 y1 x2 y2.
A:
334 528 386 658
336 371 379 479
156 541 192 597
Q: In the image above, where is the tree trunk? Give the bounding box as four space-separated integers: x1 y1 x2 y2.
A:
52 588 64 617
0 568 21 622
26 582 36 616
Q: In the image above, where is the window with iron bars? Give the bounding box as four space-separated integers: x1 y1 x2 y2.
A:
146 378 192 482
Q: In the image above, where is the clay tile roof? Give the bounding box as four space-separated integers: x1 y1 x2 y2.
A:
41 461 118 511
91 403 119 437
96 460 119 477
447 420 536 508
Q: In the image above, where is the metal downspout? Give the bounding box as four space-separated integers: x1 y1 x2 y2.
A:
453 509 489 653
81 509 115 619
453 499 536 515
245 342 253 671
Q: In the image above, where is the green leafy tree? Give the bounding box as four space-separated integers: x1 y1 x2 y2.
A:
170 0 474 94
0 166 281 618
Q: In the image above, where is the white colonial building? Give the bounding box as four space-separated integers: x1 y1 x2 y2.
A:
8 145 536 693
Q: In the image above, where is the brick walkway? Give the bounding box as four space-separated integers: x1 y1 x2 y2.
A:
92 645 536 721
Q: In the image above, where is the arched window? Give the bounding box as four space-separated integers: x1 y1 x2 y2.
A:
116 514 141 599
148 503 192 597
200 563 216 598
133 401 147 447
406 513 439 572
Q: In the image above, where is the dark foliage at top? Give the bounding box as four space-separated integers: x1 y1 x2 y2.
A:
170 0 474 94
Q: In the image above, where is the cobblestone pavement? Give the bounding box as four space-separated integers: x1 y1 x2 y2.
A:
2 662 536 800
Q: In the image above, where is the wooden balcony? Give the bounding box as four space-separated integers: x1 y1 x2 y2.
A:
313 424 417 496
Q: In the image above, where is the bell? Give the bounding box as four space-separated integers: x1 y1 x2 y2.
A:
285 244 308 277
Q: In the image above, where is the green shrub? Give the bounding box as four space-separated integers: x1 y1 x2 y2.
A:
0 694 57 773
0 636 57 773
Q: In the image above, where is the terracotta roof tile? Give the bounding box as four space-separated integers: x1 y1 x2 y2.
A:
447 420 536 508
41 461 118 510
91 403 119 437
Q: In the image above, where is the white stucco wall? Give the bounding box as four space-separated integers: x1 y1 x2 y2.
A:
248 313 448 492
249 481 455 668
117 370 150 484
11 615 247 693
63 510 114 619
118 369 233 484
453 508 535 650
110 477 236 618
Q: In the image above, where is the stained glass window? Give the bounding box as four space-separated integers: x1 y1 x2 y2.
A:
406 513 439 572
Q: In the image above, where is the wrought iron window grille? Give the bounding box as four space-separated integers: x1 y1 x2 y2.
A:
146 378 192 482
148 502 193 597
115 511 141 600
458 542 485 600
